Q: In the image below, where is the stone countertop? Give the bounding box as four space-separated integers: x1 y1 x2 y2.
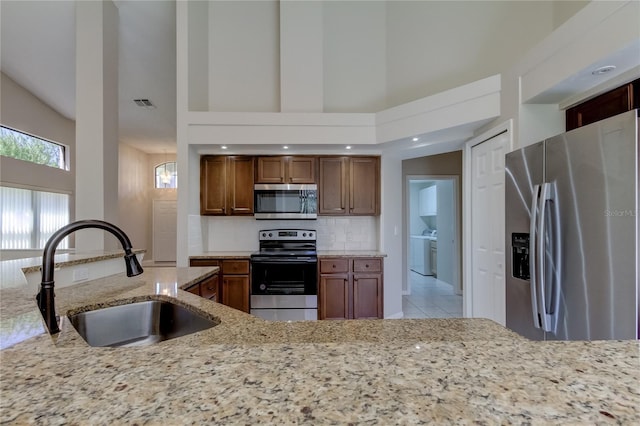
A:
190 251 254 259
317 250 386 257
0 268 638 424
0 249 146 290
190 251 388 259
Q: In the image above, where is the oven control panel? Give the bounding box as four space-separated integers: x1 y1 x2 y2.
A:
259 229 315 241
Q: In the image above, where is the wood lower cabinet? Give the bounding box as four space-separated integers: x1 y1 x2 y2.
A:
200 156 254 216
189 258 250 313
255 156 316 184
318 156 380 216
318 257 383 320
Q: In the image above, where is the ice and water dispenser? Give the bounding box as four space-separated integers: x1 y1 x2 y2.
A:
511 233 530 280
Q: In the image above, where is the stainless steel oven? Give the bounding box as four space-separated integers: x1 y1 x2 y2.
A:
250 229 317 321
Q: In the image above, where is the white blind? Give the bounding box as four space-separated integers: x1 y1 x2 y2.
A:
0 186 69 249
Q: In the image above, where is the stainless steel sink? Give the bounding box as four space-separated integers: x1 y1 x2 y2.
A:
68 299 218 347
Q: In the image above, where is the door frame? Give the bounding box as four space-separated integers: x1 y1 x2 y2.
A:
405 174 461 296
463 119 513 318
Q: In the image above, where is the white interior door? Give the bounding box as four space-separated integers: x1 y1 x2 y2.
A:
470 131 509 324
153 199 177 262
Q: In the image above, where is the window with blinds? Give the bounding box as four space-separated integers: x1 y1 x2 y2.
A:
0 186 70 249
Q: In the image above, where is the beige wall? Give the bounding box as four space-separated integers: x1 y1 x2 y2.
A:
402 151 463 292
118 146 177 260
0 72 76 218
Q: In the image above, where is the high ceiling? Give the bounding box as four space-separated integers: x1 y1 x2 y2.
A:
1 0 177 154
2 1 638 156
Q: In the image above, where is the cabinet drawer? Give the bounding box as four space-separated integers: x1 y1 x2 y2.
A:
353 258 382 273
200 275 219 301
319 258 349 273
222 259 250 274
185 283 200 296
190 258 221 267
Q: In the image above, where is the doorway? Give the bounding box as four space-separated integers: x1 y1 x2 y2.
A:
404 176 461 318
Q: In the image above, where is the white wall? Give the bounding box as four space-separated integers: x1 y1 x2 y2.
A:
208 0 280 112
436 180 454 286
200 216 378 253
480 0 640 151
323 1 386 112
0 73 75 199
118 144 151 255
385 1 555 107
75 0 120 250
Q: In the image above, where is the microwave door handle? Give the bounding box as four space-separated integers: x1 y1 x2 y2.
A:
530 184 541 329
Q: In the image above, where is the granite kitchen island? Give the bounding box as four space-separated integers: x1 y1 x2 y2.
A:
0 266 638 424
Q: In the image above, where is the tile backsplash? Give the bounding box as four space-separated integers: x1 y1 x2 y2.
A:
198 216 379 252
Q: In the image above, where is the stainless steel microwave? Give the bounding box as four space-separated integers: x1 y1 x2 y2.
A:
254 184 318 220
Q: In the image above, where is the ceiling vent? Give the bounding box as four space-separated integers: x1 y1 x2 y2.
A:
133 99 156 109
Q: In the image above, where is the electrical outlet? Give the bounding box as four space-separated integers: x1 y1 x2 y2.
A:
72 267 89 282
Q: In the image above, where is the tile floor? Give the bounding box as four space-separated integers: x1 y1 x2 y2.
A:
402 271 463 318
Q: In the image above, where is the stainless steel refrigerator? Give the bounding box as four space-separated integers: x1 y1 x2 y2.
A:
505 109 638 341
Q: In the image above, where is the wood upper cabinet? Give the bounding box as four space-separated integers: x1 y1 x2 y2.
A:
318 257 383 320
566 78 639 131
318 157 348 214
200 156 254 216
319 156 380 216
255 156 317 184
349 157 380 215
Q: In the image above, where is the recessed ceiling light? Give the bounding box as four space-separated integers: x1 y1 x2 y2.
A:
283 146 289 149
412 137 419 142
592 65 616 75
346 146 352 150
221 146 227 150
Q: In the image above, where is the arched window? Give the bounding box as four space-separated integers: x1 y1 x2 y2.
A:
155 161 177 189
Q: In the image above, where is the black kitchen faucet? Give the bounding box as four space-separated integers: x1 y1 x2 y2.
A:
36 220 144 334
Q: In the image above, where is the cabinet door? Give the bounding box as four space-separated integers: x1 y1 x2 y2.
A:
288 157 317 184
221 275 250 313
200 156 227 215
352 274 383 319
319 275 350 320
227 156 254 215
566 80 638 131
319 157 348 215
349 157 379 215
185 283 201 296
256 157 285 183
199 274 219 302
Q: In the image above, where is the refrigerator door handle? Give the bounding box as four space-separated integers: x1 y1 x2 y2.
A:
537 183 560 334
529 184 541 328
